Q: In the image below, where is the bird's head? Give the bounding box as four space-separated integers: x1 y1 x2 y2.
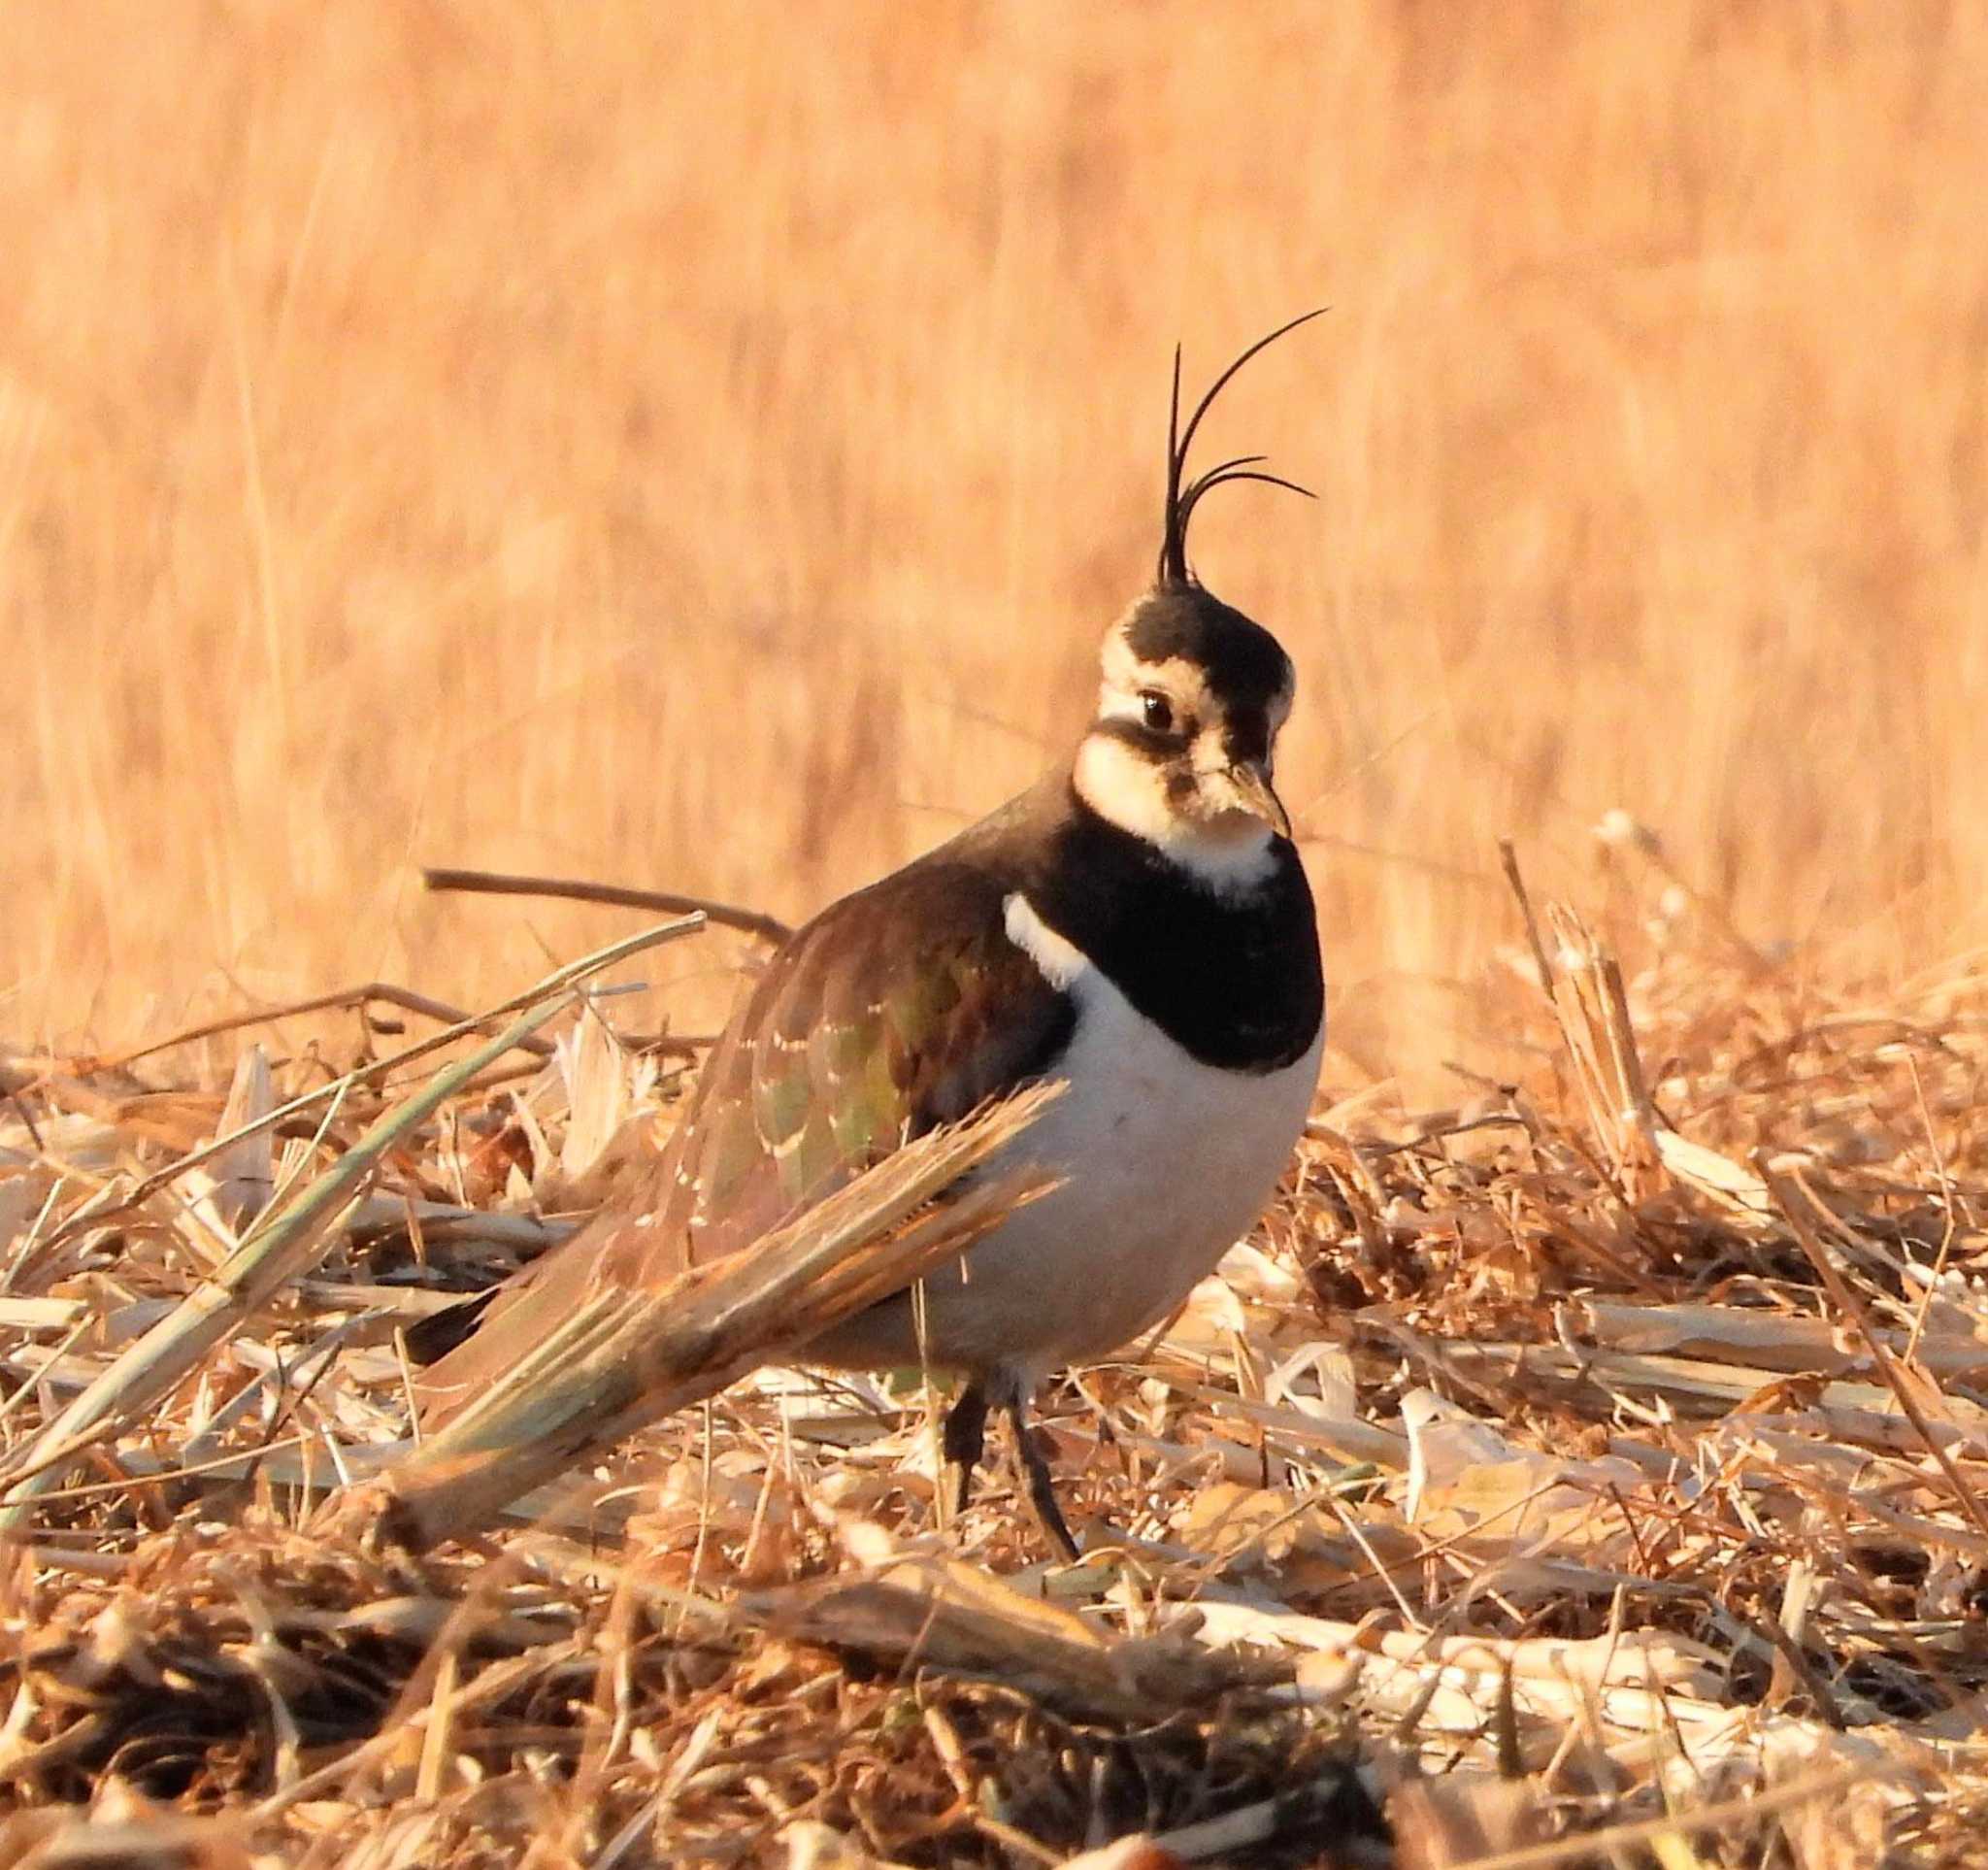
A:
1073 312 1319 894
1077 584 1296 885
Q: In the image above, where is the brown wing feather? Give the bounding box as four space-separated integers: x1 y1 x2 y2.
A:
418 841 1072 1414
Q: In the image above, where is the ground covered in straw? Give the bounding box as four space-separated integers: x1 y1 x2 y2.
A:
1 887 1984 1867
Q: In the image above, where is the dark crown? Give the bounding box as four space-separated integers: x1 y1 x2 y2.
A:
1121 585 1292 714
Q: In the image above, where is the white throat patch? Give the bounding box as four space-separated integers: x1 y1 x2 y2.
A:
1002 891 1089 989
1072 734 1278 895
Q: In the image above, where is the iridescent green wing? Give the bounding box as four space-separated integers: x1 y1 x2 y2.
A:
599 857 1075 1284
416 856 1073 1407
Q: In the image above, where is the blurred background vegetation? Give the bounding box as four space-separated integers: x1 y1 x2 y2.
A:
5 3 1983 1090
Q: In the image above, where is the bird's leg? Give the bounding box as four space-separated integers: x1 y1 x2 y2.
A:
939 1379 989 1526
1003 1392 1081 1563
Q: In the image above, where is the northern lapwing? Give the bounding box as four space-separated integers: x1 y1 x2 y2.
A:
419 314 1326 1557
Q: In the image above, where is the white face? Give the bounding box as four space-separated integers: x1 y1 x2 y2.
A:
1074 619 1297 894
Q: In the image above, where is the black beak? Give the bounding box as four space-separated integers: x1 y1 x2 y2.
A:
1223 760 1293 842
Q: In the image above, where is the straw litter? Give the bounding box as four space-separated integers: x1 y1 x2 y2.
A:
0 871 1984 1867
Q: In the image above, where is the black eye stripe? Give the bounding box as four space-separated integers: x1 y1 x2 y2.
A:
1093 716 1177 756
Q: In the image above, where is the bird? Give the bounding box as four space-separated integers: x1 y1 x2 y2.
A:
416 313 1327 1559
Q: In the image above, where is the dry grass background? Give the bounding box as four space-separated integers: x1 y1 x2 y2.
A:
6 3 1985 1082
7 7 1988 1865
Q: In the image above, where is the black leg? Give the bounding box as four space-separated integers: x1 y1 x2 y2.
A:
940 1379 989 1521
1004 1393 1081 1563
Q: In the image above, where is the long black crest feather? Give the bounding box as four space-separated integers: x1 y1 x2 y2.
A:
1159 308 1327 586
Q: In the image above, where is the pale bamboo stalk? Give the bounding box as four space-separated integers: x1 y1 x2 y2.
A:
1581 1297 1988 1380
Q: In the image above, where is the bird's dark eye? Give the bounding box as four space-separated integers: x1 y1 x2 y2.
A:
1140 690 1176 734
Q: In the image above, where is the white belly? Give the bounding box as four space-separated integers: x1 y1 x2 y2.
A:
807 899 1322 1380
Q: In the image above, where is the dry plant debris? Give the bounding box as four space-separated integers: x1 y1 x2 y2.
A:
0 881 1984 1867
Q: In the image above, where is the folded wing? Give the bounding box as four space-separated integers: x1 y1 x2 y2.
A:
417 856 1074 1415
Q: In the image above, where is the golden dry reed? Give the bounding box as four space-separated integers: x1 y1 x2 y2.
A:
4 6 1984 1078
